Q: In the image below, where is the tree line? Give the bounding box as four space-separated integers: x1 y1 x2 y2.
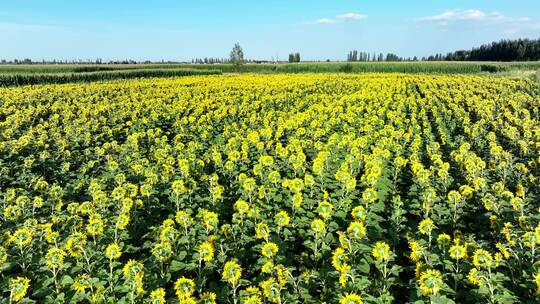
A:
348 39 540 62
3 39 539 65
191 58 228 64
347 50 417 62
432 38 540 61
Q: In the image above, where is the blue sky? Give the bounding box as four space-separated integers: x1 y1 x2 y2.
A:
1 0 539 61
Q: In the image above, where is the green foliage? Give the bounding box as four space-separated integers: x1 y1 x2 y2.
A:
229 43 245 69
339 63 354 73
0 68 221 87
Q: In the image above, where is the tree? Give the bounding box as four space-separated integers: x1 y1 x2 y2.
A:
294 52 300 63
229 43 245 69
385 53 402 61
288 53 295 63
428 38 540 62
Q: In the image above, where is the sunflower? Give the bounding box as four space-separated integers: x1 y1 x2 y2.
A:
45 247 65 270
116 212 130 230
261 261 275 274
72 273 92 293
200 210 219 232
437 233 451 246
123 260 145 280
260 278 281 303
447 190 462 203
105 243 122 260
152 242 173 262
351 205 367 221
175 210 193 229
222 261 242 285
347 221 366 240
332 247 348 271
255 223 270 241
9 277 30 302
174 277 196 300
418 218 435 235
274 211 290 227
171 180 187 195
409 240 426 262
418 269 443 296
234 200 250 214
198 241 215 263
86 213 105 236
199 291 217 304
317 201 334 219
472 249 493 269
449 244 467 260
361 188 378 203
149 288 166 304
372 241 391 262
338 264 352 287
65 232 87 257
261 242 279 258
339 292 364 304
11 227 33 247
244 295 263 304
467 268 482 286
0 246 7 265
310 219 326 235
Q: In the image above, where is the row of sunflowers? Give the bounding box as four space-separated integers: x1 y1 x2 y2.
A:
0 73 539 303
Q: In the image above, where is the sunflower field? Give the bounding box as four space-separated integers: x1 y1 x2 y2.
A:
0 74 539 303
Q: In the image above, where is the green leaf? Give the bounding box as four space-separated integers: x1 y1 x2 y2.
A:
60 275 74 286
169 260 186 272
357 258 370 274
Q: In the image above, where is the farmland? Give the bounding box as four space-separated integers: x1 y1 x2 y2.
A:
1 73 540 303
1 61 540 87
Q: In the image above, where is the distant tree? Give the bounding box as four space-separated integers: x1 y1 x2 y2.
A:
347 50 360 62
230 43 245 69
385 53 400 62
294 52 300 62
288 53 295 63
517 44 526 60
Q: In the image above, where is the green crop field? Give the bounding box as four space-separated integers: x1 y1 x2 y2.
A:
1 61 539 87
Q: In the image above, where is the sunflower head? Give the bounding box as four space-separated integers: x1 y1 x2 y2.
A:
418 269 443 296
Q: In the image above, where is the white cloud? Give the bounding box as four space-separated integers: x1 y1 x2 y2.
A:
306 18 334 25
305 12 366 25
419 9 540 36
337 13 367 21
421 9 486 22
420 9 532 24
